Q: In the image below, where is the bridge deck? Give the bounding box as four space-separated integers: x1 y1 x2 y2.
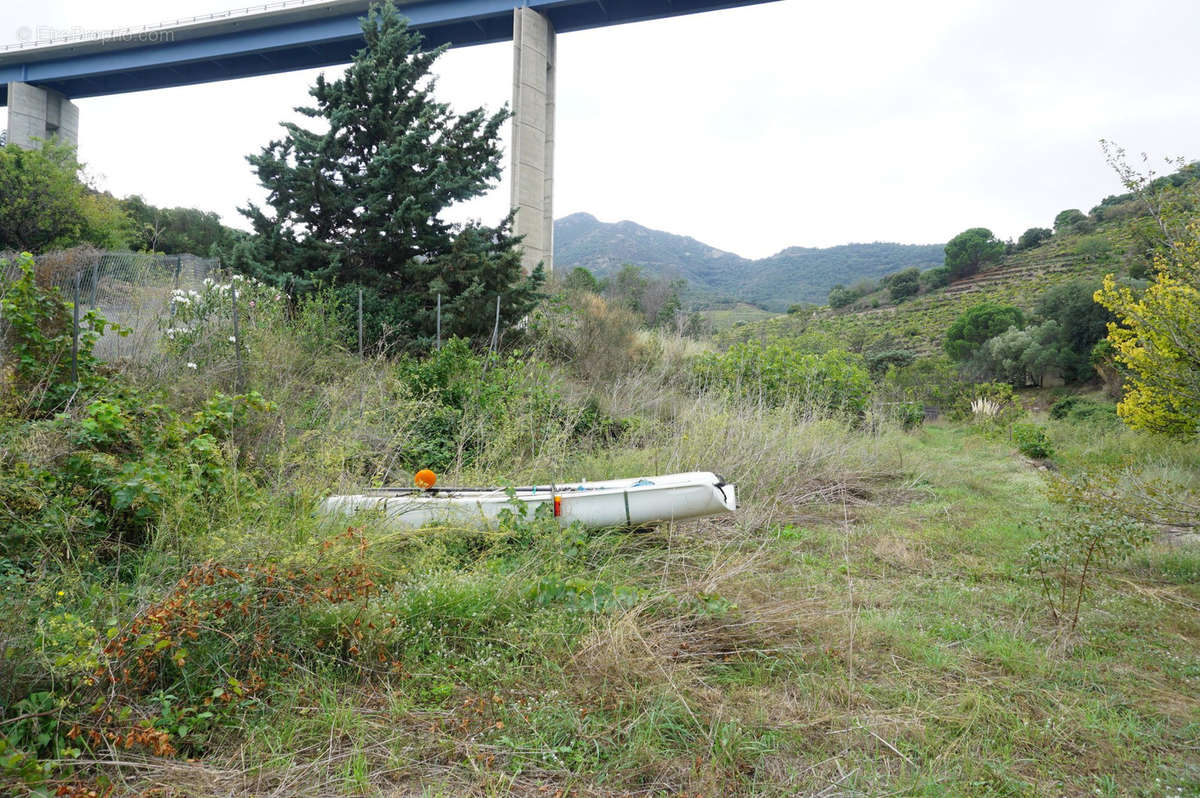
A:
0 0 777 102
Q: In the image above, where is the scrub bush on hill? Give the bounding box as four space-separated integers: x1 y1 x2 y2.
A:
1016 227 1052 251
693 340 871 413
944 228 1005 279
886 267 921 301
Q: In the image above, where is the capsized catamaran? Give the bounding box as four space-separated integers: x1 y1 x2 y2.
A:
322 471 737 530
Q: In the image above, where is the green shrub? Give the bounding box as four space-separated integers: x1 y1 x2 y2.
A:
693 341 872 414
944 302 1025 362
920 266 951 290
886 268 921 302
1049 396 1120 426
1024 473 1153 634
881 355 963 412
390 337 624 472
1016 227 1052 251
892 401 926 430
1012 422 1054 459
865 349 916 379
0 253 124 417
1072 235 1113 262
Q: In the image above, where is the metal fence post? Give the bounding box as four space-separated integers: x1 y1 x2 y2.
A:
231 282 244 392
89 259 99 309
358 287 364 358
436 293 441 350
490 294 501 353
71 269 81 383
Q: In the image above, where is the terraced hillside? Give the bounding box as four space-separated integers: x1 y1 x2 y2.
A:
721 227 1134 356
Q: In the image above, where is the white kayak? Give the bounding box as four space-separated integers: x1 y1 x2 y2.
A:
322 471 737 530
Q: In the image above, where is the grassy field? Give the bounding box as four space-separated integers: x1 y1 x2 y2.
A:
3 267 1197 797
699 304 779 332
109 415 1199 797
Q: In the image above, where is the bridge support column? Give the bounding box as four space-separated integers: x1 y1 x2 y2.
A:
4 82 78 149
510 7 555 274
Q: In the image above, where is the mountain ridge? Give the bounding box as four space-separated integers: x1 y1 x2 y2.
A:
552 212 945 310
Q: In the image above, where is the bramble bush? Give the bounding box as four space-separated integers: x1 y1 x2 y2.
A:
0 258 296 792
0 253 125 417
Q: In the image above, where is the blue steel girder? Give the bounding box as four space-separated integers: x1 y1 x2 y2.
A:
0 0 777 101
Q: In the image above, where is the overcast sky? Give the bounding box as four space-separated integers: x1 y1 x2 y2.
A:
4 0 1198 259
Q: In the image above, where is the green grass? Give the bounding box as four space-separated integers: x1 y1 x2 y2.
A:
700 303 779 332
5 276 1197 796
109 421 1194 797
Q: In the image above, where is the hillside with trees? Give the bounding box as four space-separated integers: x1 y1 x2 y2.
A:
725 158 1200 388
554 212 944 311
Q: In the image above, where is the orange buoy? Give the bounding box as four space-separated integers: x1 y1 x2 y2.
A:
414 469 437 490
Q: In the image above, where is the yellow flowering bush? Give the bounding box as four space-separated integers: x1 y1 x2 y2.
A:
1095 223 1200 435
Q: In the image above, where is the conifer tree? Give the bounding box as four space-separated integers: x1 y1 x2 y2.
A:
235 2 542 347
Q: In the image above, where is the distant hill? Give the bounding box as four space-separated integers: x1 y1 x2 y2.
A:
719 170 1194 355
723 238 1122 357
553 213 944 311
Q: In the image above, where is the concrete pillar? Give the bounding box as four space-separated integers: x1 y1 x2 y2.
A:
5 82 79 150
510 7 555 274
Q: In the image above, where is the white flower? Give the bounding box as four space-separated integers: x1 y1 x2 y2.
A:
232 274 244 281
228 335 236 343
187 362 197 370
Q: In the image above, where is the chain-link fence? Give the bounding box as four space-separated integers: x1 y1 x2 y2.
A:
3 247 518 392
1 248 220 367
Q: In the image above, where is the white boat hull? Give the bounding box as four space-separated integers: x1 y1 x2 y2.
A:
322 471 737 530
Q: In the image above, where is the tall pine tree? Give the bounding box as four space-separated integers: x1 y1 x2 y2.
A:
234 2 542 348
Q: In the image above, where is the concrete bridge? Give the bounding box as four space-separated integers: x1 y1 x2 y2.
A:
0 0 777 272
